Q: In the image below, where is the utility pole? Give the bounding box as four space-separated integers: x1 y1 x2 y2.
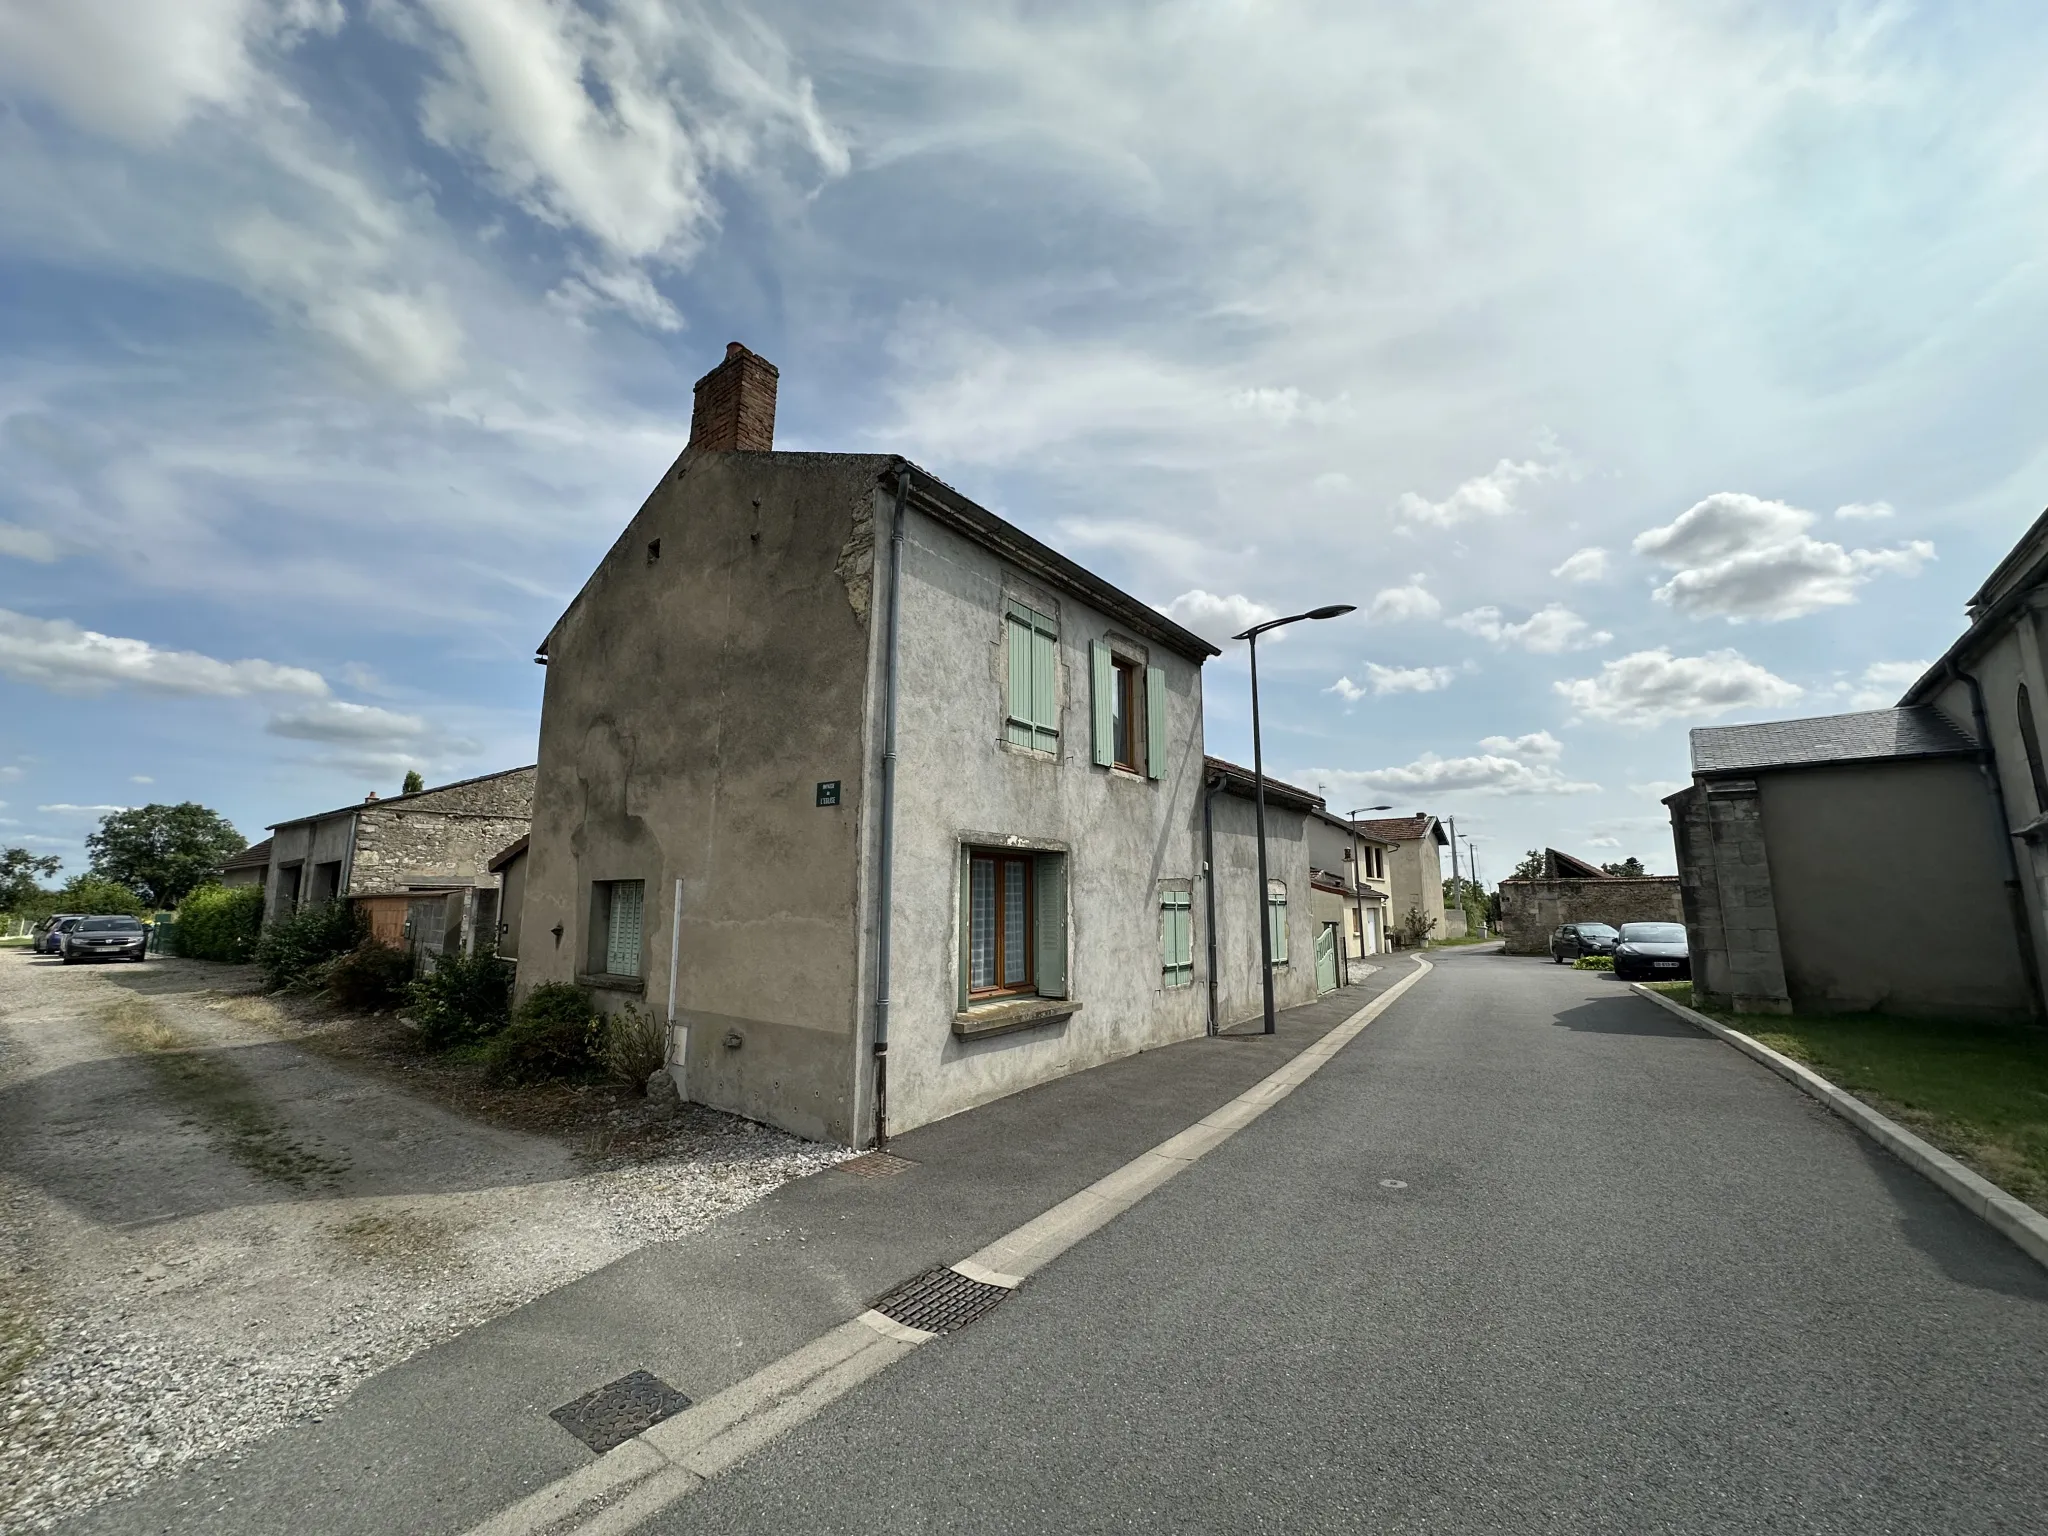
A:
1446 814 1461 937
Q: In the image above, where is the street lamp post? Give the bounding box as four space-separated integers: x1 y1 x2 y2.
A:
1348 804 1392 963
1233 603 1358 1035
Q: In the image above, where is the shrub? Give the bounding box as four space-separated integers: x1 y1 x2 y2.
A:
254 900 368 992
599 1002 669 1092
173 883 266 962
1574 954 1615 971
485 982 600 1083
323 940 416 1011
408 947 514 1048
1399 905 1437 949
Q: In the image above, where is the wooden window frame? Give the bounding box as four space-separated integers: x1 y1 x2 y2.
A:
1111 656 1144 772
967 850 1037 999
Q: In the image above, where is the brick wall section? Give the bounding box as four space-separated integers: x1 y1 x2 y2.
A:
344 767 535 897
688 343 779 452
1667 780 1791 1013
1498 875 1684 955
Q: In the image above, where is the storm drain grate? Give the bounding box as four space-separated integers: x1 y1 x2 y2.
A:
838 1151 918 1179
870 1267 1010 1335
550 1370 692 1455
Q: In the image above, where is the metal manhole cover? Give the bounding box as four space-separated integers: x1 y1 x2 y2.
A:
870 1267 1010 1335
550 1370 691 1455
839 1151 917 1179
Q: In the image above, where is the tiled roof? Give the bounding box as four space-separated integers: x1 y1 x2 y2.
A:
1351 814 1444 845
221 837 271 870
1203 756 1324 813
1690 707 1977 775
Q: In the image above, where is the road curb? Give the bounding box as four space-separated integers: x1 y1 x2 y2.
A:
1630 982 2048 1274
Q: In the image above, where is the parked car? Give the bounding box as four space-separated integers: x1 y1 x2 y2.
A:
61 914 149 964
1612 921 1690 981
1549 922 1620 964
33 914 83 955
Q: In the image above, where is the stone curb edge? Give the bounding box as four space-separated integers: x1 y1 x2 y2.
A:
1630 982 2048 1274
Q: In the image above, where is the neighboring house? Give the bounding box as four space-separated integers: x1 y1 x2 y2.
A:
1303 806 1392 974
520 343 1240 1146
265 767 535 964
1200 758 1322 1019
218 837 271 889
489 836 528 960
1495 848 1683 956
1352 813 1449 944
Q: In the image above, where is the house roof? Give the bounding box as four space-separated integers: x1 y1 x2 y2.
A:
268 764 536 832
1202 756 1324 813
1306 804 1396 844
1545 848 1610 879
1351 813 1448 847
221 837 272 870
488 834 529 873
1689 707 1978 775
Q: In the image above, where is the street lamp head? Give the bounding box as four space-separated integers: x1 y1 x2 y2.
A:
1231 601 1358 641
1306 604 1356 621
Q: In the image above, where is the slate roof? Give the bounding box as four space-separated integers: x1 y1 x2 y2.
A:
1689 707 1977 775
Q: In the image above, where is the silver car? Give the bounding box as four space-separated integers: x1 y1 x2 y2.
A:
61 914 149 964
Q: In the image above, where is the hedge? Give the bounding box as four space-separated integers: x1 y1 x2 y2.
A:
173 883 266 962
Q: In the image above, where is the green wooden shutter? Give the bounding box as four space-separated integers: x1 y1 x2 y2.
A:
1034 852 1067 998
1145 665 1167 780
1091 642 1114 766
1005 613 1035 748
1268 884 1289 964
1032 621 1058 751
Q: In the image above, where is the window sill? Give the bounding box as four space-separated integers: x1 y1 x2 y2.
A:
953 996 1081 1039
577 971 645 994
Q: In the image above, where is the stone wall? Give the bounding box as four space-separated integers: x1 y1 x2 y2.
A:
1497 875 1683 955
345 768 535 897
1667 781 1791 1013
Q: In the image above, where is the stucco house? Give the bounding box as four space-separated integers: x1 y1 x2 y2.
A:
1665 504 2048 1021
1303 806 1392 975
218 838 271 889
1352 813 1448 945
522 343 1339 1146
264 767 534 962
1496 848 1683 956
1199 757 1322 1019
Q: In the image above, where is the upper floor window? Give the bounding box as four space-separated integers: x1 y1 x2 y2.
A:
1091 642 1166 779
1004 601 1060 754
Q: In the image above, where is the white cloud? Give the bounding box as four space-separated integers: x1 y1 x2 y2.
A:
1448 603 1610 653
1306 752 1599 799
1629 780 1690 798
1634 493 1933 622
130 775 155 784
37 803 128 815
265 700 430 745
0 609 328 698
1551 547 1608 582
1835 501 1895 520
1556 647 1803 726
1395 454 1560 528
1365 575 1441 624
1328 663 1458 702
1478 731 1564 761
1586 835 1620 849
1159 590 1279 646
0 522 59 562
1843 658 1932 710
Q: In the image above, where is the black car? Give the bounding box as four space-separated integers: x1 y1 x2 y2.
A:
1549 922 1619 963
1612 921 1690 981
61 914 149 964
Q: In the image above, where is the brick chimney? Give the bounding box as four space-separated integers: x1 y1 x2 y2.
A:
688 342 778 452
364 791 379 802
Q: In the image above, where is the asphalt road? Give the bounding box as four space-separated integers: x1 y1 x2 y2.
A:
641 948 2048 1535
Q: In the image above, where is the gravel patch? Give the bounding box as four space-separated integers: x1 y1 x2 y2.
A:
0 952 847 1531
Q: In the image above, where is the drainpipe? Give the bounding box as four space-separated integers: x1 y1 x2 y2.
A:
871 468 909 1146
1952 662 2047 1022
1202 769 1227 1036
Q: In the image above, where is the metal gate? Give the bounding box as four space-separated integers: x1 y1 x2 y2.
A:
1314 921 1339 993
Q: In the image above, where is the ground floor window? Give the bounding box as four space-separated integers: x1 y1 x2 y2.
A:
590 879 645 976
960 846 1069 1005
1267 881 1289 965
1161 889 1193 987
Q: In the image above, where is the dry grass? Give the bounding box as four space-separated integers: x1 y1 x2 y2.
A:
326 1209 471 1272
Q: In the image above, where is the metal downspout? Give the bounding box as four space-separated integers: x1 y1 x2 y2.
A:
1203 770 1226 1036
872 468 909 1146
1953 662 2047 1022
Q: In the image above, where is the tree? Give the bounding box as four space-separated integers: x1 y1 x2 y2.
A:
0 847 61 912
1511 849 1547 880
51 874 147 918
85 803 245 909
1601 856 1647 877
402 770 426 796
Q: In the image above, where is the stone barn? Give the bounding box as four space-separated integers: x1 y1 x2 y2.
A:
1497 848 1684 956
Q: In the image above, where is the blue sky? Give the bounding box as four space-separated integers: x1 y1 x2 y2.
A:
2 0 2045 882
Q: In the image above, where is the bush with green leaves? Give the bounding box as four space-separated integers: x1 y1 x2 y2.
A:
485 982 600 1083
254 900 368 992
322 940 416 1011
1574 954 1615 971
173 883 266 962
408 948 514 1048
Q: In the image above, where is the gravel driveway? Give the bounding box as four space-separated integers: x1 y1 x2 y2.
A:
0 948 843 1531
